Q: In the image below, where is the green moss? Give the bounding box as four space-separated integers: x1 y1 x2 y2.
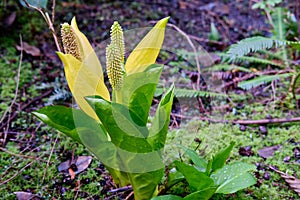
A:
165 116 300 199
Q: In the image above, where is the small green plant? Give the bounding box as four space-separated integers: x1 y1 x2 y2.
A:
153 142 256 199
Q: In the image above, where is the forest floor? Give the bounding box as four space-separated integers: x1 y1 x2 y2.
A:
0 0 300 199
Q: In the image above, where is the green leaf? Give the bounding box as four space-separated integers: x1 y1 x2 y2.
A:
121 64 163 126
210 162 257 194
209 22 220 41
183 187 217 200
85 96 153 153
152 195 183 200
129 170 164 200
19 0 48 8
174 161 215 192
167 168 185 188
238 73 292 90
211 141 235 172
185 149 207 172
147 85 174 150
32 106 86 144
272 7 286 40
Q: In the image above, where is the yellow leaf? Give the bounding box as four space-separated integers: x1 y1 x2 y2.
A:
71 17 105 82
125 17 169 75
57 52 110 120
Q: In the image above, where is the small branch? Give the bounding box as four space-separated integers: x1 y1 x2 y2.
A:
0 154 45 186
23 0 62 52
42 133 60 184
0 147 36 159
108 185 132 193
197 116 300 125
0 35 23 125
0 89 53 131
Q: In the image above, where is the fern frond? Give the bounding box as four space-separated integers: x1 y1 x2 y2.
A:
219 52 283 67
206 64 251 73
227 36 300 60
238 73 292 90
155 88 227 98
227 36 285 60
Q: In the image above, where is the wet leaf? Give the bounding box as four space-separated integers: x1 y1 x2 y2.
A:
58 155 92 175
14 191 40 200
210 162 256 194
258 145 281 159
211 141 235 172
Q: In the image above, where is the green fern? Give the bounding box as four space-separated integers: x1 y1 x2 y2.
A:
227 36 285 60
155 88 227 98
206 64 251 72
238 73 292 90
227 36 300 61
219 52 283 67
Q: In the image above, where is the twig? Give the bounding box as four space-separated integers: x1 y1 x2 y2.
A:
0 147 36 160
108 185 132 193
23 0 62 52
0 154 45 186
0 35 23 125
197 116 300 125
0 89 53 131
1 35 23 146
42 133 60 184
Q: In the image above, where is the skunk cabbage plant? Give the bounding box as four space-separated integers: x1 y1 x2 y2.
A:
33 17 174 200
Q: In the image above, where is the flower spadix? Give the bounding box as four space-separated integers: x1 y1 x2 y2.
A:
58 17 169 119
58 17 110 120
106 22 125 91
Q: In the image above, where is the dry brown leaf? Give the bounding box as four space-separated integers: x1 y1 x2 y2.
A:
257 145 281 159
16 42 41 56
58 155 92 175
269 165 300 196
14 191 40 200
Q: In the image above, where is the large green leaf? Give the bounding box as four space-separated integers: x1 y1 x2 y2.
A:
121 64 163 127
211 141 235 172
174 161 215 192
85 96 152 153
210 162 256 194
32 106 88 143
183 187 217 200
147 85 174 150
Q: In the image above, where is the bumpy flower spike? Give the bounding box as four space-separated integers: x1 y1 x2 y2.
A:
106 22 125 91
61 23 81 61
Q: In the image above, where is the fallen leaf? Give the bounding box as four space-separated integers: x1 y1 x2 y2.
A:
16 42 41 56
14 191 40 200
269 166 300 196
4 12 16 26
58 155 92 175
258 145 281 159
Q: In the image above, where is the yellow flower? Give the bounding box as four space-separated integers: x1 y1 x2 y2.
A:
58 17 169 119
